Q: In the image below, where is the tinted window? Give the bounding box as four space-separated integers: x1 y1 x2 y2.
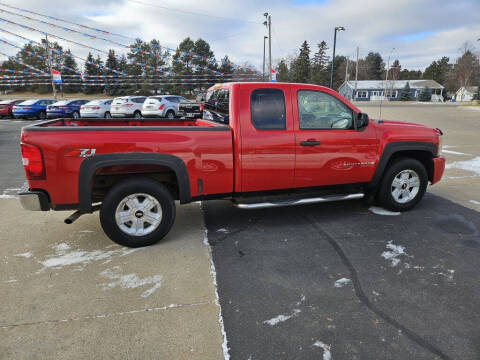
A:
133 97 146 103
250 89 286 130
297 90 353 130
105 100 112 105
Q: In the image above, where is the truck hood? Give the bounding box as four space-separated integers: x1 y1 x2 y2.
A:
372 119 441 147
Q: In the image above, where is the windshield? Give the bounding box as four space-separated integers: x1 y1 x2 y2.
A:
112 98 128 104
52 100 70 106
86 100 104 105
19 100 38 105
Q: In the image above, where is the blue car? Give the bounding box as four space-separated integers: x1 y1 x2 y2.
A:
12 99 56 120
47 99 89 119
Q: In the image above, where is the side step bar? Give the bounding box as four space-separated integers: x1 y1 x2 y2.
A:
232 193 364 210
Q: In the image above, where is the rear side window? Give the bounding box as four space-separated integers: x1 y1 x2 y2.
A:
250 89 286 130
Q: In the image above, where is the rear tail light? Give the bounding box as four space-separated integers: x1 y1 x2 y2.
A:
199 104 204 111
23 106 32 109
91 106 100 110
21 143 45 180
123 103 133 107
59 106 69 110
159 104 165 110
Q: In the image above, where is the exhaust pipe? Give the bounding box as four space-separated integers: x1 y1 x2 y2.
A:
64 210 82 224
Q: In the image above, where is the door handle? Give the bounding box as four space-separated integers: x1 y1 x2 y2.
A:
300 140 321 146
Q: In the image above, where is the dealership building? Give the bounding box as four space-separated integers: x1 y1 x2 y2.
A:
338 80 444 102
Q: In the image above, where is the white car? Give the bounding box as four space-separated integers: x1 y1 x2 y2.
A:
141 95 189 119
110 96 146 118
80 99 113 118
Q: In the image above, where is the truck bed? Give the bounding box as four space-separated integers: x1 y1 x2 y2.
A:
21 118 234 206
28 118 226 130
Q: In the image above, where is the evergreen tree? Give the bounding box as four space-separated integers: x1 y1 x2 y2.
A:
290 41 311 83
391 59 401 80
418 86 432 102
105 50 119 95
83 52 100 94
219 55 234 76
171 37 196 95
62 49 79 93
399 82 411 101
310 41 329 86
276 59 289 82
364 52 384 80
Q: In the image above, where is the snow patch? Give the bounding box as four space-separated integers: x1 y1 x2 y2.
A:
264 309 301 326
469 200 480 205
6 279 17 283
313 340 332 360
442 149 472 156
216 228 229 233
369 206 401 216
381 241 408 267
0 194 16 199
334 278 351 288
99 267 162 298
446 156 480 176
15 252 32 258
39 245 141 270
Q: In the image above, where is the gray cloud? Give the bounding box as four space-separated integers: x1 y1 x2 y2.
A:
2 0 479 70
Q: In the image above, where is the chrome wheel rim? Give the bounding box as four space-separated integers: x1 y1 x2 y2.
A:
391 169 420 204
105 112 111 119
167 112 174 119
115 193 162 236
73 112 79 119
134 112 141 119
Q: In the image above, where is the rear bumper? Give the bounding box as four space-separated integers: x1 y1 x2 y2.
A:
431 156 445 185
18 190 50 211
47 112 70 118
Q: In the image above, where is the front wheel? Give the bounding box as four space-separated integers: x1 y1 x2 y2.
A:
166 110 175 120
72 111 80 119
100 178 176 247
104 111 112 119
133 111 142 119
37 111 46 120
378 158 428 212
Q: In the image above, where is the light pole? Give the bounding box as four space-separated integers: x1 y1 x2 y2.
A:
263 36 268 81
329 26 345 89
263 13 272 81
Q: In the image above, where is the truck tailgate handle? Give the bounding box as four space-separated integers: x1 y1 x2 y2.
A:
300 140 321 146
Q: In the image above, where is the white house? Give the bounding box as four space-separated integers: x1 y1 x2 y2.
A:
455 86 478 102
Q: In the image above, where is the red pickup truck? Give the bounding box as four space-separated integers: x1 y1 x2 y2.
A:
19 82 445 247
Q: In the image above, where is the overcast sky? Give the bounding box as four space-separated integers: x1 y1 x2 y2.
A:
1 0 479 71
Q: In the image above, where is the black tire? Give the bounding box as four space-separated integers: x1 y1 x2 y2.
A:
166 110 175 119
100 177 176 248
133 110 142 119
378 158 428 212
104 111 111 119
37 110 46 120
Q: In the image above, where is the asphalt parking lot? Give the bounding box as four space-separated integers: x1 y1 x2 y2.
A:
1 104 480 359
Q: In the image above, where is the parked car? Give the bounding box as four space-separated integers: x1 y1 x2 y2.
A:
12 99 55 120
141 95 189 119
18 82 445 248
0 99 25 118
47 99 89 119
111 96 146 118
80 99 113 118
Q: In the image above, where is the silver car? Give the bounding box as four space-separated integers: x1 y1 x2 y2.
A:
80 99 113 118
141 95 189 119
111 96 146 118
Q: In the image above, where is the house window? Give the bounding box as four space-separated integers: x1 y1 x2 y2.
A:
385 90 398 98
356 91 368 99
371 91 382 96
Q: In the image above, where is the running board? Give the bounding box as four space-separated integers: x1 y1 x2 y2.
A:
232 193 364 210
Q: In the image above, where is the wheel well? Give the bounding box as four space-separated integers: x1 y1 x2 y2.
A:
386 150 434 181
91 164 180 203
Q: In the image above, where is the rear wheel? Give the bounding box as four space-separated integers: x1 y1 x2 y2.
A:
133 110 142 119
166 110 175 120
378 158 428 212
100 178 176 247
37 110 46 120
104 111 112 119
72 111 80 119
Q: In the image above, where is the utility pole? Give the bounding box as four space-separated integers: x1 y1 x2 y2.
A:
263 13 272 81
345 56 349 82
263 36 267 81
354 46 359 100
45 34 57 100
380 48 395 120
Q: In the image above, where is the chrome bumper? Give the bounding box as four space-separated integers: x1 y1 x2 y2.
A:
19 191 49 211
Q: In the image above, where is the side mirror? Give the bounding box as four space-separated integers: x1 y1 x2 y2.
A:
356 112 369 129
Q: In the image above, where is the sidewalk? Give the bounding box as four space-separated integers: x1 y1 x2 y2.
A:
0 199 225 359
